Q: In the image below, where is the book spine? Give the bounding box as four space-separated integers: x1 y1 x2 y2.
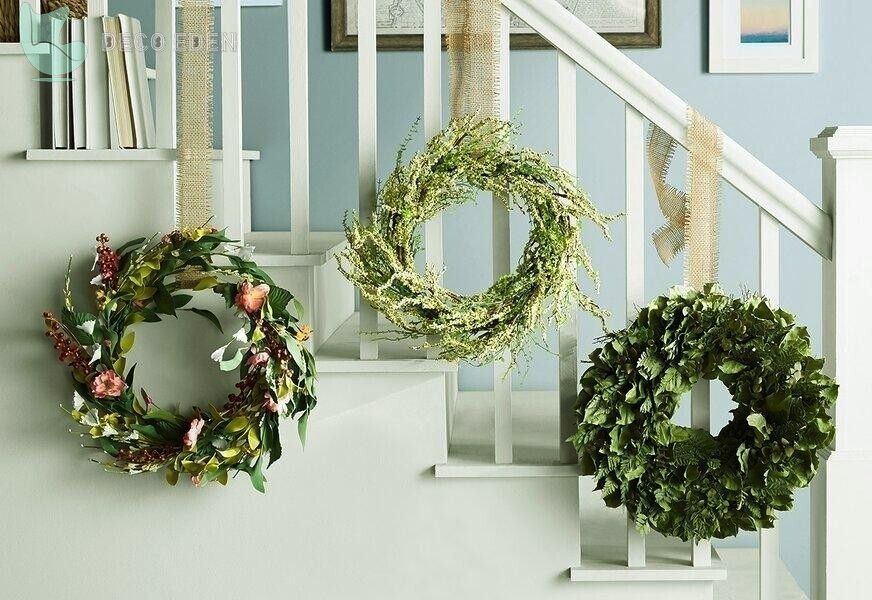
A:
118 15 144 149
70 19 86 149
51 17 68 149
85 16 110 149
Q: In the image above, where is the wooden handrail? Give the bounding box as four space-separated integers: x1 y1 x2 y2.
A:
502 0 832 259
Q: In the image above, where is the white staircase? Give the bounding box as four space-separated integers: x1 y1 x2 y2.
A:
4 0 870 597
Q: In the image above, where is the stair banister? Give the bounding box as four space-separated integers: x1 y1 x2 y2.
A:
423 0 443 362
358 0 379 359
624 104 647 567
758 208 780 600
501 0 832 260
812 126 872 600
222 0 244 242
288 0 310 254
493 6 514 465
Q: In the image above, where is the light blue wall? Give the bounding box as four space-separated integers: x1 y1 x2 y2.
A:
112 1 872 594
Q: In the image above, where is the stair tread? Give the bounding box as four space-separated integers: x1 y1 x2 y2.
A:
314 313 457 373
249 231 347 266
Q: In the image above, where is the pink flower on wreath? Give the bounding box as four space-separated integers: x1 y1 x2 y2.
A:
182 417 206 450
235 281 270 314
247 351 270 368
90 370 127 398
263 393 290 415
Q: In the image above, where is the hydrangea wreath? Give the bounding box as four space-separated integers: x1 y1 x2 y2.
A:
43 229 316 491
339 116 614 365
572 285 837 541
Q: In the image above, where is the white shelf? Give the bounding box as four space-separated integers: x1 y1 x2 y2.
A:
0 43 48 55
25 149 261 161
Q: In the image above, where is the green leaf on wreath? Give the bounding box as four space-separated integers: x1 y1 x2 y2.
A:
225 416 249 433
183 308 224 333
219 348 244 372
120 331 135 354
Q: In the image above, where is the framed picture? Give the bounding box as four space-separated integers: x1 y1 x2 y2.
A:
709 0 819 73
331 0 661 51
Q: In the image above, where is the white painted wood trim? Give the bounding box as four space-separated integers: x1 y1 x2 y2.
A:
25 149 260 161
221 0 245 242
624 104 647 567
423 0 443 361
434 463 581 478
154 0 176 150
709 0 819 74
357 0 378 360
492 6 512 465
557 51 578 465
500 0 831 259
757 209 780 600
288 0 310 254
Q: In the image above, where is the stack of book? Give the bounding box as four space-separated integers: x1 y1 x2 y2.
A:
51 14 155 150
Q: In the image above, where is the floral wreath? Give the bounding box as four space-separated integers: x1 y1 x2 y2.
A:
572 285 836 541
338 116 614 365
44 229 316 491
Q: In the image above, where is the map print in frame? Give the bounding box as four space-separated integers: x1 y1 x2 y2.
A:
331 0 662 50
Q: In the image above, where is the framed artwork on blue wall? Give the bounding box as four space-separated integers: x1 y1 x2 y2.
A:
331 0 662 51
709 0 820 73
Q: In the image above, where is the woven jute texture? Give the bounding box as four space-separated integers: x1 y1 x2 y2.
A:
648 108 723 290
446 0 501 119
176 0 214 233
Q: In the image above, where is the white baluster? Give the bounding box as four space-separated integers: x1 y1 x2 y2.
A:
557 51 578 464
153 0 175 224
221 0 244 243
493 5 512 465
154 0 175 149
624 104 646 567
691 378 712 567
424 0 442 360
288 0 310 254
358 0 378 359
758 209 779 600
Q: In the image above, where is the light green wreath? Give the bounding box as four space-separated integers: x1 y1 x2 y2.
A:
338 116 614 365
572 285 837 541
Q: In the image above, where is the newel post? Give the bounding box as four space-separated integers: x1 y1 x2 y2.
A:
811 127 872 600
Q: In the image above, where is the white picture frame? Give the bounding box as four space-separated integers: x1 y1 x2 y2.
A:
709 0 819 73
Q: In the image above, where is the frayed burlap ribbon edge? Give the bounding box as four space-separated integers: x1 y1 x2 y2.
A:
176 0 214 234
446 0 501 119
647 108 723 290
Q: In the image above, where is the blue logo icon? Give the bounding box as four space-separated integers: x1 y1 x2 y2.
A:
19 5 86 82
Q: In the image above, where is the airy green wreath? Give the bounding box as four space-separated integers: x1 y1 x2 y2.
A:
572 285 837 541
338 116 614 365
43 229 317 492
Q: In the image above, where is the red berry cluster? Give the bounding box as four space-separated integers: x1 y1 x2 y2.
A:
114 445 177 467
95 233 120 288
43 312 92 373
225 367 261 409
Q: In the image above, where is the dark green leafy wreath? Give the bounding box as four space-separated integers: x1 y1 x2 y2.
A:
44 229 316 492
572 284 836 541
338 116 614 365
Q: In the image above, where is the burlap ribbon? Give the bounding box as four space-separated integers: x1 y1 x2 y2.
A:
648 108 723 290
446 0 501 119
176 0 214 232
